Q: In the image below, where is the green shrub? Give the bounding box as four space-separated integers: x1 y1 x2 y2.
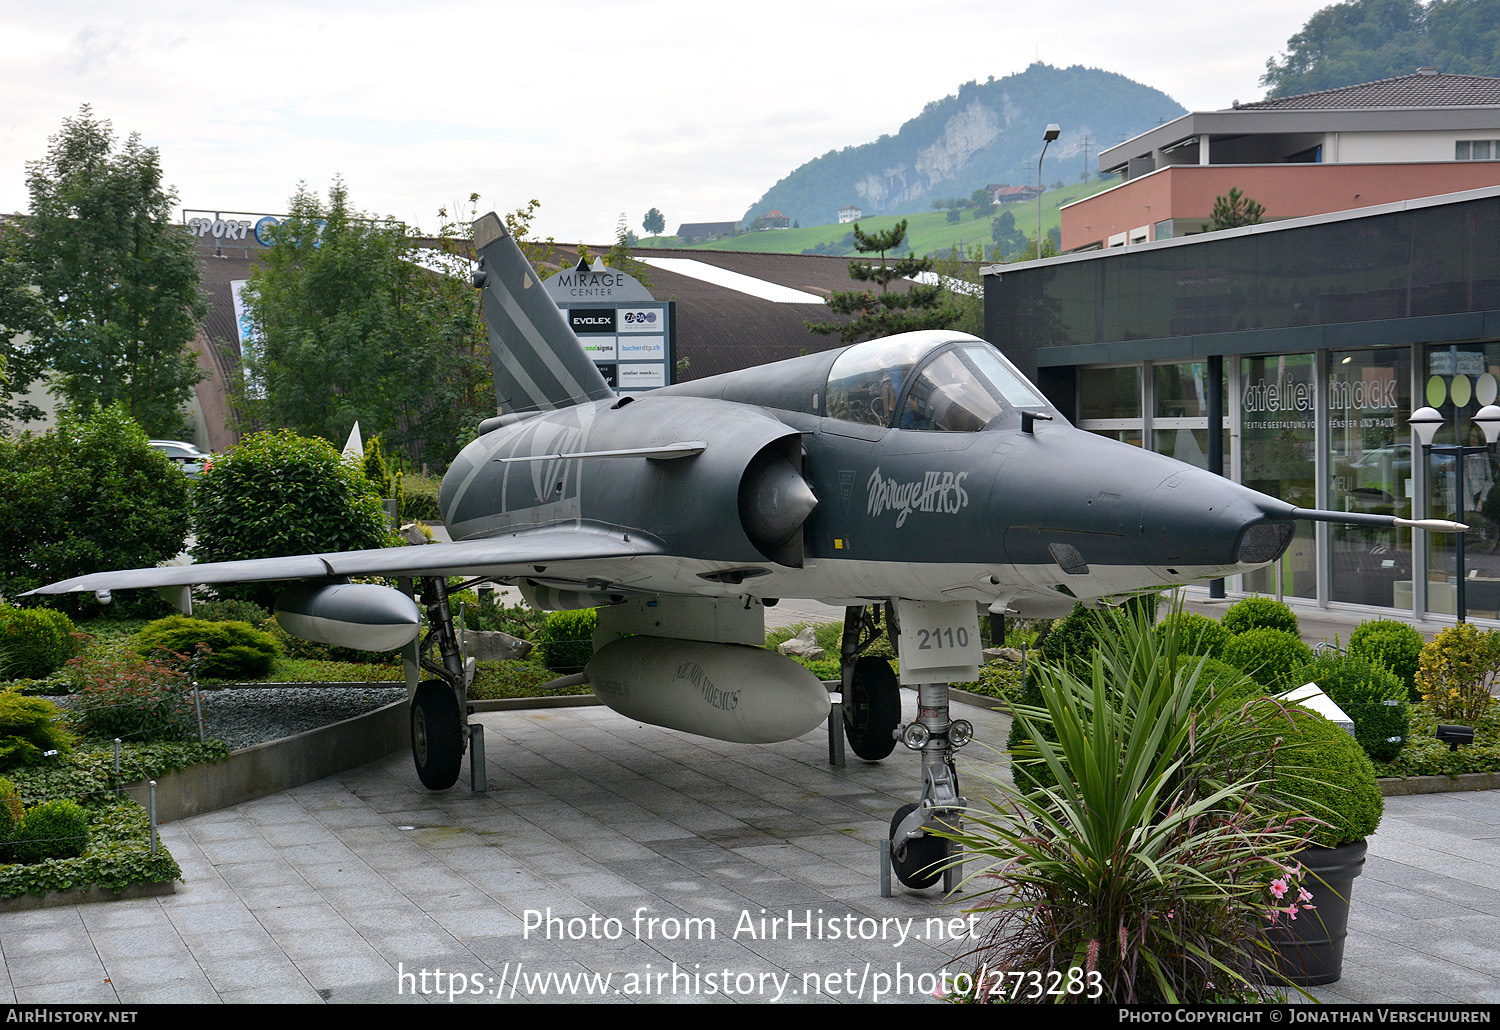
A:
454 593 547 639
6 799 89 864
1289 652 1409 762
400 472 443 522
0 777 23 842
1192 656 1265 704
64 649 200 743
0 689 73 770
1259 704 1384 848
132 616 281 680
1349 619 1425 700
1221 627 1314 691
0 605 81 680
191 599 272 626
539 608 598 672
1039 603 1123 675
191 430 386 607
0 405 191 616
1415 622 1500 723
1155 611 1229 658
1221 595 1299 636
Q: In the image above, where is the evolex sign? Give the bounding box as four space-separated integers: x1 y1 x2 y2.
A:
544 258 673 391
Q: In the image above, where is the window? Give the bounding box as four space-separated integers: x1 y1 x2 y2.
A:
1456 140 1500 160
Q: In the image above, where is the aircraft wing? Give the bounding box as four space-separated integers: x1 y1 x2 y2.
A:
23 528 660 597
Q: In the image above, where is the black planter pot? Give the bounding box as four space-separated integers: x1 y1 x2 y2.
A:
1264 839 1368 987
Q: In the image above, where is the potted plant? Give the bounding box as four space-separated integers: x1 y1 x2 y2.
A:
1255 703 1384 987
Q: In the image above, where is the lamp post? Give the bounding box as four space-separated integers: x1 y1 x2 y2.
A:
1037 124 1060 257
1410 401 1500 621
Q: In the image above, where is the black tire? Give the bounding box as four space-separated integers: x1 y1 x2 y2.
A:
844 656 900 761
411 680 464 790
889 803 946 890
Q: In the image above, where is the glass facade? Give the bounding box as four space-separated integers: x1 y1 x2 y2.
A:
1240 354 1317 598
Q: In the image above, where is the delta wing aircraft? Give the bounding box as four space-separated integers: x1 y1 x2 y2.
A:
29 212 1464 889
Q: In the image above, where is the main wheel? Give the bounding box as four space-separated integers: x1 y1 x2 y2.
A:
890 803 946 890
844 656 900 761
411 680 464 790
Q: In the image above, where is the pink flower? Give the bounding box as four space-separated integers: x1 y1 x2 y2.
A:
1297 888 1313 903
1270 878 1289 899
1288 905 1299 920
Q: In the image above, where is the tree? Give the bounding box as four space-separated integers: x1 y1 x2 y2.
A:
930 244 985 337
990 210 1027 258
605 215 651 288
1258 0 1500 96
191 430 386 606
807 220 955 343
642 207 666 236
242 181 492 467
1210 188 1266 231
0 404 190 616
0 221 48 430
17 106 207 437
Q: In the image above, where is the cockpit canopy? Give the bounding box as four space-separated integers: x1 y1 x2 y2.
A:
824 332 1049 431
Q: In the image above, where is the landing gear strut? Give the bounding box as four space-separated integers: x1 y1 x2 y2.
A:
407 576 470 790
881 601 980 892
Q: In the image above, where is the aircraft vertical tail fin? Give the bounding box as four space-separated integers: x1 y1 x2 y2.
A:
472 212 614 415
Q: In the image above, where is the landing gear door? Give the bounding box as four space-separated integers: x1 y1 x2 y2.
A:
894 600 982 686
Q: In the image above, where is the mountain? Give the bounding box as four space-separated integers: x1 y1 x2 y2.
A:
743 63 1185 226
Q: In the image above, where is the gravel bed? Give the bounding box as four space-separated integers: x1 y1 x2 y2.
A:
48 685 408 752
200 685 407 750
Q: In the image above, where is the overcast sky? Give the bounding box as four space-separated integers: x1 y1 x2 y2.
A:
1 0 1335 243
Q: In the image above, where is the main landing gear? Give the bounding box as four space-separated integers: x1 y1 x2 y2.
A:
407 576 471 790
840 603 976 891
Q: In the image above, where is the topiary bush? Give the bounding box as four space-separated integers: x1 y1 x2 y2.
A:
0 689 74 770
1289 652 1409 762
1349 619 1425 701
192 430 386 607
1191 656 1266 705
63 648 200 743
1415 622 1500 723
0 605 81 680
1221 627 1314 691
132 615 281 680
0 405 191 617
1039 603 1123 676
539 608 599 673
6 799 90 864
1222 595 1300 637
1259 704 1384 848
1156 611 1229 659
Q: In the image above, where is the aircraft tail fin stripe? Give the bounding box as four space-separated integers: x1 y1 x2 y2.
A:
472 212 613 414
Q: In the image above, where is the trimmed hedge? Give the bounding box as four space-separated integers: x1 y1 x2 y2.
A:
1221 627 1313 691
1222 596 1299 637
1259 703 1384 848
539 608 599 673
5 799 89 864
1290 652 1409 762
132 616 281 680
1349 619 1425 700
0 605 81 680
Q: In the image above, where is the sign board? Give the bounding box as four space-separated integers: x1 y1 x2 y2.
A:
545 260 673 390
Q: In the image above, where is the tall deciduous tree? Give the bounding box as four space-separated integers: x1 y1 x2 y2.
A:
241 181 492 467
0 220 48 429
807 220 954 343
17 106 207 437
642 207 666 236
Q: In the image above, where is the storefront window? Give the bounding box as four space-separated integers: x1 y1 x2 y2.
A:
1240 354 1316 598
1079 365 1142 421
1152 361 1226 475
1422 344 1500 619
1327 348 1411 608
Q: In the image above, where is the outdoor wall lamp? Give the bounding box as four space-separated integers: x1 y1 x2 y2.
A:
1409 402 1500 621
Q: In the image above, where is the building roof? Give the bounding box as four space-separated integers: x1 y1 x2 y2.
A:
676 221 739 237
1235 71 1500 111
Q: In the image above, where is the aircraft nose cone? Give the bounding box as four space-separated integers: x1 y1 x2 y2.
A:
739 455 818 546
1138 465 1295 569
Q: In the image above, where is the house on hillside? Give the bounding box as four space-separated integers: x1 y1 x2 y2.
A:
838 205 862 223
753 210 792 231
988 184 1042 205
676 221 739 243
1063 69 1500 251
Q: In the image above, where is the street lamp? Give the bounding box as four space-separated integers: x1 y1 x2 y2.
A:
1037 124 1060 257
1410 401 1500 621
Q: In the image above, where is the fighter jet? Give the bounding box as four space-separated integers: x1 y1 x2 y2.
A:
27 212 1463 889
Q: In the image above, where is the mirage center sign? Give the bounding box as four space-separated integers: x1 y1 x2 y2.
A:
545 258 674 390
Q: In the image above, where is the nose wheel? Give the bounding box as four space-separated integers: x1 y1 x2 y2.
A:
889 803 947 890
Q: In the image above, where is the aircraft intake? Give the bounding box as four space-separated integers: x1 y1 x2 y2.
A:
585 637 830 743
738 443 818 567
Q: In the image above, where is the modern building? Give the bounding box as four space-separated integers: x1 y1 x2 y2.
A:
984 184 1500 623
1063 71 1500 252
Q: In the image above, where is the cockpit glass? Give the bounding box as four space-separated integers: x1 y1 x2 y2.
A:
824 337 932 427
900 352 1003 431
962 345 1046 408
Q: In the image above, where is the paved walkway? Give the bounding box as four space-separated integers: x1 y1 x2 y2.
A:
1 692 1498 1004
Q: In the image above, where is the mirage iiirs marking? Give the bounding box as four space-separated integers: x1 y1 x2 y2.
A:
28 211 1467 892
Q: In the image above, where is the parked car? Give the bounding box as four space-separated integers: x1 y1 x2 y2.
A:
149 439 209 477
